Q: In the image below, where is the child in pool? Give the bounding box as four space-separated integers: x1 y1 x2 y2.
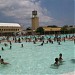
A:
54 58 59 66
59 53 63 63
0 59 9 65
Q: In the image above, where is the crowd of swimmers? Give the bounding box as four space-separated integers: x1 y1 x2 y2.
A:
0 34 75 65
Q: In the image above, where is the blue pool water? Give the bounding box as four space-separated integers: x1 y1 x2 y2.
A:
0 34 75 75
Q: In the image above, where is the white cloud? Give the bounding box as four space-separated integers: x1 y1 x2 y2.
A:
0 0 54 27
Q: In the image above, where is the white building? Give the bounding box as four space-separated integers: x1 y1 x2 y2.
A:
0 23 22 36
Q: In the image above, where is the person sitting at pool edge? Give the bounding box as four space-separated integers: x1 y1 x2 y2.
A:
0 59 9 65
54 58 59 66
59 53 63 63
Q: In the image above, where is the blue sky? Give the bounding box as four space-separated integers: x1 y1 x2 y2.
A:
0 0 74 28
41 0 74 24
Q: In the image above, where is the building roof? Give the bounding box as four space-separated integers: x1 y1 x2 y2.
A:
43 27 61 31
0 23 21 27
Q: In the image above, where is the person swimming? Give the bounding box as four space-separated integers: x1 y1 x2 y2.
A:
58 41 61 45
4 43 8 46
21 44 23 47
33 40 36 44
71 59 75 63
0 55 1 62
58 53 63 63
1 47 4 51
0 59 9 65
74 39 75 44
54 58 59 66
38 42 44 46
41 42 43 46
10 45 12 49
10 41 12 45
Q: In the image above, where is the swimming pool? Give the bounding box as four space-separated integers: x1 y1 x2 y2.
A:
0 34 75 75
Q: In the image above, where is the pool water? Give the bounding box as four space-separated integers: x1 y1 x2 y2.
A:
0 34 75 75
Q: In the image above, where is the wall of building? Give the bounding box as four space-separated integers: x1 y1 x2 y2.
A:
43 27 61 32
0 26 21 32
0 23 22 36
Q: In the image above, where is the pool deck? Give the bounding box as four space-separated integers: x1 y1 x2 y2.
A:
61 71 75 75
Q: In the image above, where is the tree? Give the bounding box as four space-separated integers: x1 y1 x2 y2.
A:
60 25 69 34
61 25 68 31
61 25 75 34
26 27 31 30
69 28 75 33
36 27 44 35
69 25 73 27
47 25 58 28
